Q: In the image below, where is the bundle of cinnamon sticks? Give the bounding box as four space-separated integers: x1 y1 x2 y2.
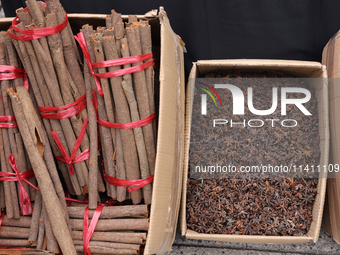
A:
82 10 156 206
0 32 37 220
10 0 105 198
0 0 157 253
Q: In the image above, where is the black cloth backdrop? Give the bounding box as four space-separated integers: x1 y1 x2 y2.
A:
3 0 340 73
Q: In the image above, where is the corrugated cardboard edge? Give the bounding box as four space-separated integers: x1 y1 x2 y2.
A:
144 7 185 255
322 30 340 245
181 59 329 243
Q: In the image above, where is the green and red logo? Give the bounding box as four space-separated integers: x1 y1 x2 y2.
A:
197 82 223 115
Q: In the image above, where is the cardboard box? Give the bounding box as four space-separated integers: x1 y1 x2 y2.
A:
0 7 185 254
180 59 329 243
322 31 340 245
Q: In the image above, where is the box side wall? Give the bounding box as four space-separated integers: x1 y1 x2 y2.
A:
303 66 329 242
144 12 185 255
183 59 328 243
186 229 312 244
322 32 340 244
180 63 197 236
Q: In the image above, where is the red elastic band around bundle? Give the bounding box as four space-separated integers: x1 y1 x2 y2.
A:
51 119 89 175
0 210 4 227
83 206 103 255
8 4 68 41
74 32 153 96
0 115 18 128
39 94 87 120
0 65 29 90
64 192 116 207
0 154 39 215
92 89 155 129
102 161 154 192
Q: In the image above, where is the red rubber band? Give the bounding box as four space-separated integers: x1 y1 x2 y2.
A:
92 53 153 68
92 89 155 129
0 65 29 90
83 206 103 255
39 94 87 120
8 5 68 42
74 32 153 97
0 154 39 215
51 119 89 175
64 192 115 207
95 60 153 79
0 211 4 227
102 161 154 193
0 115 18 128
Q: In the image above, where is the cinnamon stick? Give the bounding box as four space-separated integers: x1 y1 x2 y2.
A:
111 10 122 26
42 202 59 253
84 61 100 209
16 86 72 228
115 126 127 202
120 37 152 204
103 27 115 37
0 239 28 247
25 147 37 201
1 215 31 228
15 132 31 200
128 15 138 23
106 15 112 29
92 36 117 199
26 0 52 63
8 87 77 255
36 209 44 250
0 184 4 210
0 226 30 239
29 190 42 246
114 22 125 58
16 8 32 26
102 36 141 204
73 240 140 250
56 9 85 96
72 231 145 244
82 24 115 198
97 26 106 35
4 34 23 89
67 205 148 219
75 246 138 254
139 22 157 140
44 0 81 62
126 26 156 176
71 218 149 231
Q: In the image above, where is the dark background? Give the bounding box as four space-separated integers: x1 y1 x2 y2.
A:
3 0 340 73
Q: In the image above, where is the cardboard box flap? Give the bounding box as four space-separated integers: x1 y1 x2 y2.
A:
144 7 185 255
196 59 323 77
322 29 340 245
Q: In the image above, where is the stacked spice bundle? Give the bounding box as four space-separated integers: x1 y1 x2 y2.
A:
0 0 156 254
78 11 156 206
9 0 100 198
0 31 38 221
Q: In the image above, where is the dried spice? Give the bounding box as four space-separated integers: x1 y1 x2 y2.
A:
187 177 318 236
187 71 320 236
